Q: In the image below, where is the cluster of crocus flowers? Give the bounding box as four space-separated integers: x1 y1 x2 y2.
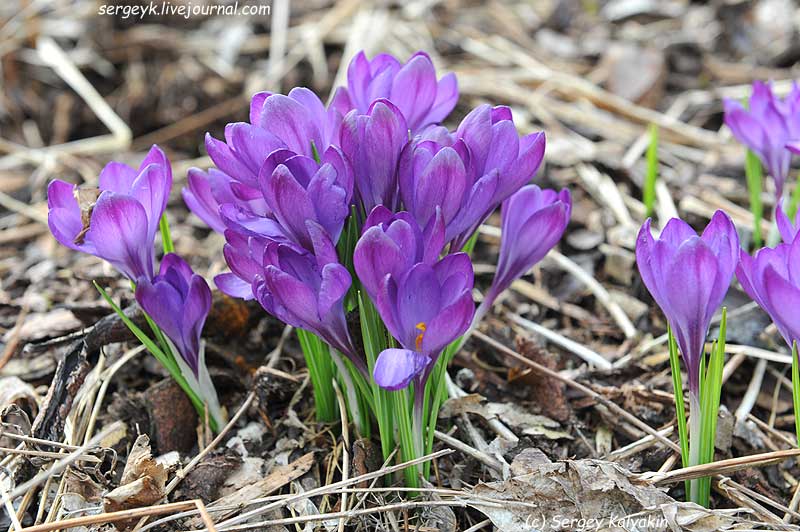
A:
47 146 224 430
45 50 571 486
177 50 570 484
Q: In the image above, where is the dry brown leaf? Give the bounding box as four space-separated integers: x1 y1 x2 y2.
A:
103 434 167 529
440 394 572 440
472 448 748 532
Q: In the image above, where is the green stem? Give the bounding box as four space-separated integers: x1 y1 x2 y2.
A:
297 329 338 423
159 213 174 254
687 392 702 504
745 150 764 249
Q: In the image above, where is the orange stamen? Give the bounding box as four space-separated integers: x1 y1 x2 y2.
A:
415 322 427 351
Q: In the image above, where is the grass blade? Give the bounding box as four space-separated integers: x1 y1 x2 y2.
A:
159 213 174 254
745 150 764 248
643 124 658 218
667 326 689 497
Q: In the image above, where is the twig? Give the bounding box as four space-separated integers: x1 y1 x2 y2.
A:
207 449 454 532
215 498 505 532
433 430 503 473
547 250 637 339
6 422 124 500
508 313 612 369
194 500 218 532
642 449 800 484
463 519 493 532
165 392 255 495
735 359 767 424
472 331 681 453
14 501 198 532
444 372 518 443
332 379 350 532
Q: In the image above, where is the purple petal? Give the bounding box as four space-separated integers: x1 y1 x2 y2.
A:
87 192 154 281
373 348 430 390
47 180 90 253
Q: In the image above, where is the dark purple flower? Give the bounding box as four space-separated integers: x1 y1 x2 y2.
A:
259 148 353 248
480 186 571 315
636 211 739 393
370 253 474 390
724 81 800 199
737 233 800 351
340 99 408 213
251 222 364 373
135 253 212 377
398 139 470 232
47 145 172 281
776 202 800 244
354 205 444 299
447 105 546 247
332 51 458 134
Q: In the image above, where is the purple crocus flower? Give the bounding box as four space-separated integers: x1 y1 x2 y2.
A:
332 51 458 134
194 87 343 231
47 145 172 281
635 211 739 393
251 222 365 374
182 168 239 234
340 99 409 214
214 229 271 300
354 205 444 299
135 253 212 377
478 186 571 319
259 148 353 248
366 253 474 390
776 202 800 243
398 138 470 232
446 105 546 248
724 81 800 199
136 252 223 423
737 232 800 351
207 88 341 187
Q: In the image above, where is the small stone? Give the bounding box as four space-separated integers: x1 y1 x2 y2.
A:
601 244 636 286
604 43 666 108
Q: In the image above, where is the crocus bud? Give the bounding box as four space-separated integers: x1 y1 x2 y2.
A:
340 99 409 214
135 253 212 377
737 231 800 352
47 145 172 281
636 211 739 393
398 139 469 232
136 253 223 425
331 51 458 134
481 186 571 315
253 223 364 374
724 81 800 200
